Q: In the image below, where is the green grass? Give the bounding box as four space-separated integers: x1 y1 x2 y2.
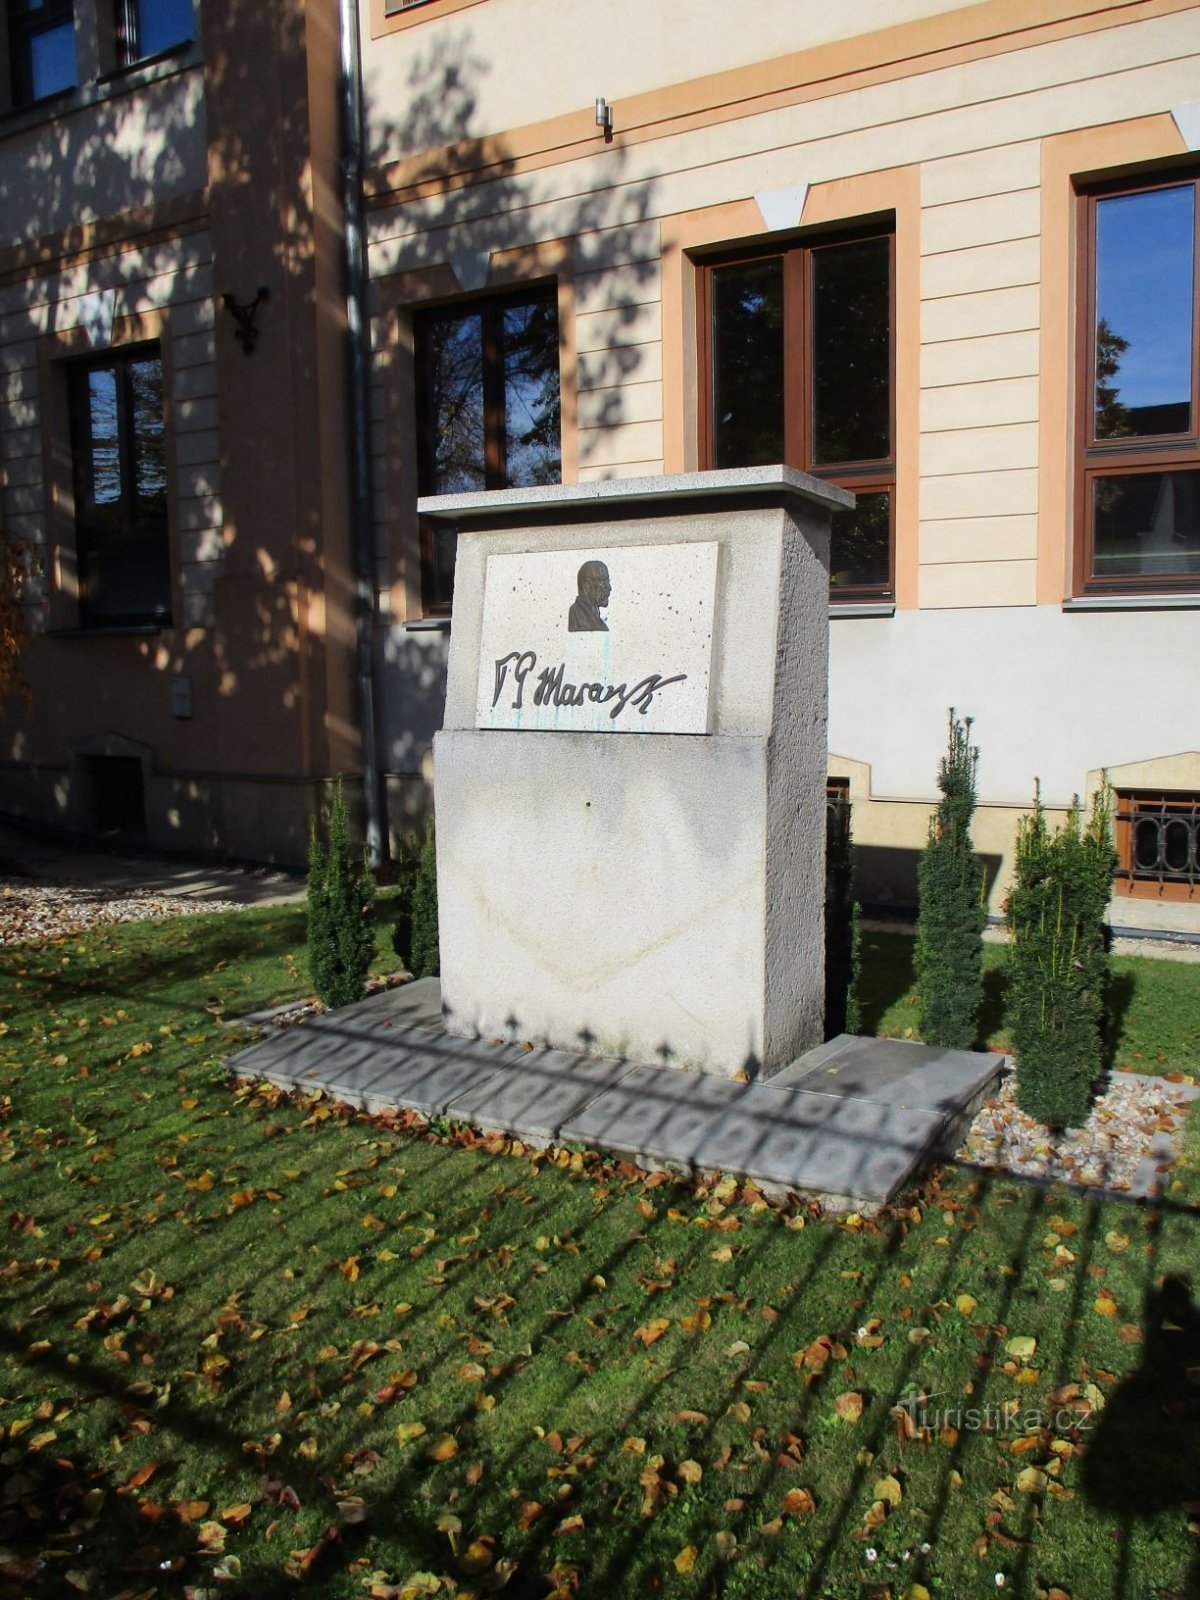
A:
1 907 1198 1600
858 928 1200 1078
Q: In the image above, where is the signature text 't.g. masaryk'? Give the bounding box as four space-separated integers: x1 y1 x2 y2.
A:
491 651 687 720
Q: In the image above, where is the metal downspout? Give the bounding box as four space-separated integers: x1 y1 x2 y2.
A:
338 0 386 868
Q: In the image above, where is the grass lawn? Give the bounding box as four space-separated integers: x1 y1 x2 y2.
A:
1 905 1198 1600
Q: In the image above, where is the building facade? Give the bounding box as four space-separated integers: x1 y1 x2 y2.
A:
361 0 1200 935
2 0 1199 937
0 0 361 862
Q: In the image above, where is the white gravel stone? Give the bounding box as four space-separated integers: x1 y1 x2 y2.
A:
0 879 245 945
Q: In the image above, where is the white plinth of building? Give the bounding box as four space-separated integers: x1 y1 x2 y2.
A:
426 467 852 1080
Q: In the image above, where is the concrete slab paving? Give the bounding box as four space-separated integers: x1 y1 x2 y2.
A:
446 1047 640 1145
774 1033 1004 1115
226 979 1011 1207
557 1068 947 1202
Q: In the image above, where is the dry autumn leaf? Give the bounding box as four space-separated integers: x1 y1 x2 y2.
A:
634 1318 671 1346
874 1474 903 1508
674 1546 697 1574
781 1488 816 1515
835 1391 864 1424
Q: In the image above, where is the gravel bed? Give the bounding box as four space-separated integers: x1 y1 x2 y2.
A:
956 1070 1198 1193
0 879 244 946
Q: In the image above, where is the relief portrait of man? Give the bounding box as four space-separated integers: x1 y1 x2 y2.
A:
568 560 611 632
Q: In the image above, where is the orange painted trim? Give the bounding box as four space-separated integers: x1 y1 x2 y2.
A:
1036 114 1187 606
0 192 209 286
368 0 489 39
660 165 921 607
372 239 577 624
362 0 1194 208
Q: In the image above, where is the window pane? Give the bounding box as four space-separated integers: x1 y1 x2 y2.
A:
421 311 485 494
27 21 76 99
129 356 167 518
1095 186 1194 439
502 296 560 488
85 367 122 517
80 539 171 622
812 236 890 465
133 0 193 57
830 490 890 590
1093 470 1200 578
711 258 784 468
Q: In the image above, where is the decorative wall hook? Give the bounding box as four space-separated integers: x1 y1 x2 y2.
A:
222 286 270 354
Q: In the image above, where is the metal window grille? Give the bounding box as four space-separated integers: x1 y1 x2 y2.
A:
1115 792 1200 890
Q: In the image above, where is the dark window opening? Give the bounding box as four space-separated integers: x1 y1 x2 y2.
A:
87 755 146 835
114 0 192 66
704 228 895 601
1114 791 1200 901
69 345 171 627
415 285 560 613
7 0 76 106
1077 174 1200 592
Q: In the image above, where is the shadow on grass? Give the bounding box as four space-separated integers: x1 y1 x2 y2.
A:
1103 971 1137 1072
854 930 917 1038
1081 1272 1200 1600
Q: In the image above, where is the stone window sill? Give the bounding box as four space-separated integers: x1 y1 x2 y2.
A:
1062 593 1200 612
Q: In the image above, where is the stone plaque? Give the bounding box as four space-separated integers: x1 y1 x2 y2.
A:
475 542 718 734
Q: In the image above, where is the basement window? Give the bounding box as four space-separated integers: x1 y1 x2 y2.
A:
1114 790 1200 901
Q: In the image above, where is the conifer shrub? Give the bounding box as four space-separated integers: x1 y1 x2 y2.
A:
824 788 862 1037
914 709 986 1049
1006 783 1117 1129
393 818 440 979
306 779 376 1009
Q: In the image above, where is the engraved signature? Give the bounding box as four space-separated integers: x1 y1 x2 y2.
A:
491 651 686 720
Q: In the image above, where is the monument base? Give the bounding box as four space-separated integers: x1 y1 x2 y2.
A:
436 727 824 1077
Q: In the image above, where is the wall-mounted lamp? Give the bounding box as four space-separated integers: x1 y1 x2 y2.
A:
594 96 613 143
222 286 270 355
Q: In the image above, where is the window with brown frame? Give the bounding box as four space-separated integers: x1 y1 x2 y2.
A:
414 285 561 613
68 344 171 627
700 226 895 600
1075 172 1200 593
1114 790 1200 901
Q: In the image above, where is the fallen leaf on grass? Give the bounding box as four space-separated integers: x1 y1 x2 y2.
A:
120 1463 158 1492
425 1434 458 1462
782 1488 816 1515
634 1318 670 1347
674 1546 697 1574
874 1474 903 1508
835 1392 864 1423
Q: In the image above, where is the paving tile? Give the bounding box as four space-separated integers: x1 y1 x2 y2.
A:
773 1033 1004 1113
445 1047 638 1144
559 1066 945 1200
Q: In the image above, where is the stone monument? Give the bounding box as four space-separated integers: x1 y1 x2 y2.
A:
425 466 851 1079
